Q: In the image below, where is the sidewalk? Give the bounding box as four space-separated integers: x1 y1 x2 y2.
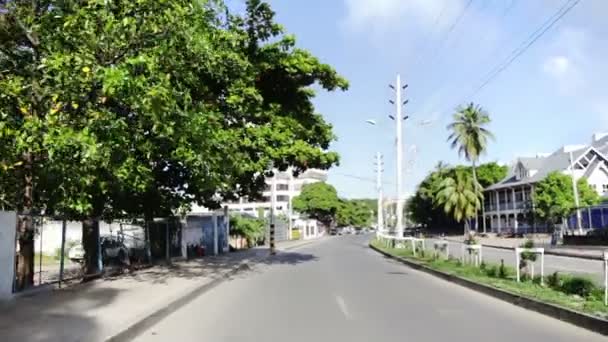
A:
0 237 323 342
446 235 607 260
0 249 267 342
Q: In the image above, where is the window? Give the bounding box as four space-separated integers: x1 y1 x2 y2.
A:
277 184 289 191
277 195 289 202
602 184 608 193
262 196 270 202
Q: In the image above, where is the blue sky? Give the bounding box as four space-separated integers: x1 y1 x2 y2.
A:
258 0 608 199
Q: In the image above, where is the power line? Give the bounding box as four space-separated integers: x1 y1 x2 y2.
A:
416 0 522 117
332 172 395 186
470 0 580 97
421 0 475 72
409 1 449 72
433 0 580 120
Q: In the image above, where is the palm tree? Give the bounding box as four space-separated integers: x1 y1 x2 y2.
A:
447 102 494 232
434 170 483 236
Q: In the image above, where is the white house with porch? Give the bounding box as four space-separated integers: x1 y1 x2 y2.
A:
483 133 608 233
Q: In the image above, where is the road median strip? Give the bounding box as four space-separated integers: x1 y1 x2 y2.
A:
369 241 608 336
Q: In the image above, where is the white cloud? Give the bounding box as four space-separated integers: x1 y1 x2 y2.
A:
542 26 608 124
341 0 464 34
542 56 570 77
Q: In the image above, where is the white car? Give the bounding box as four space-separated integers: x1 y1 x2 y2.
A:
68 236 129 264
68 244 85 263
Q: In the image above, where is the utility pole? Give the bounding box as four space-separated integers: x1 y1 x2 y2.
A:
375 152 384 233
269 168 277 255
389 74 409 238
569 151 583 233
288 168 293 240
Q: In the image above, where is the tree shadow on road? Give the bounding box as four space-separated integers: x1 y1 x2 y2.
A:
104 249 318 285
0 286 121 342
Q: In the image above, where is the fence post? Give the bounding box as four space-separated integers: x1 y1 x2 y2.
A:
59 220 67 288
38 217 42 286
588 208 592 229
165 220 170 264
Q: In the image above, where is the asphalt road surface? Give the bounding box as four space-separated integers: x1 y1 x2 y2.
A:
133 235 606 342
429 239 604 284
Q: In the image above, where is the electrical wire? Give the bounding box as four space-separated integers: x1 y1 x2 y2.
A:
470 0 580 96
431 0 580 121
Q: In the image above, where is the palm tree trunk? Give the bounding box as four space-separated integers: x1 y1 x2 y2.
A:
471 160 480 232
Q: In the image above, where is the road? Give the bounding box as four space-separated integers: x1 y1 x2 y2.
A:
429 239 604 284
133 235 605 342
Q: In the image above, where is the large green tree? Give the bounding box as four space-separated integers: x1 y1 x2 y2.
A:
532 172 600 229
0 0 347 286
434 170 483 236
447 103 494 231
292 182 340 228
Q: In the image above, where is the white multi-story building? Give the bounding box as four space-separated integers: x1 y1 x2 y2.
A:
223 168 328 239
483 132 608 233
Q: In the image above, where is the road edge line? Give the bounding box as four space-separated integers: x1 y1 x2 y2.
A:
104 261 255 342
369 243 608 336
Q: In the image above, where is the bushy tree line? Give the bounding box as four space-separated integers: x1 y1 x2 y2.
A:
292 182 373 229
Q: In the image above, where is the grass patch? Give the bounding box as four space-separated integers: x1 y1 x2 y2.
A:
34 253 61 266
371 239 608 319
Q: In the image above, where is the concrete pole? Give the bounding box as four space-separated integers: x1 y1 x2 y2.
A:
395 74 404 238
376 152 384 233
212 213 218 256
569 151 583 233
288 168 293 240
270 169 277 255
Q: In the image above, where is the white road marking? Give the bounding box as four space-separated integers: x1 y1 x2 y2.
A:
335 295 352 320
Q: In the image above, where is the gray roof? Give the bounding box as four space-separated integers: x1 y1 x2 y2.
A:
592 135 608 155
485 147 587 191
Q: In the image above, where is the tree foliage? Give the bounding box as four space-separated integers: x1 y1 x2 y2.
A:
434 170 482 224
407 162 505 231
0 0 347 286
336 199 372 228
229 214 265 246
532 172 600 225
447 102 493 231
292 182 340 227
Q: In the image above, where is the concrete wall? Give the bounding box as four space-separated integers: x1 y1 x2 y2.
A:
0 211 17 300
34 220 144 255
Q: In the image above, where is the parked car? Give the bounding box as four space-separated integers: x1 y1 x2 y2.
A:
101 236 130 265
68 244 85 263
68 235 130 265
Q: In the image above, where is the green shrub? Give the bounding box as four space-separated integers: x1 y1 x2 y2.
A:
498 259 507 279
561 277 597 297
546 271 561 289
485 266 497 277
480 261 486 270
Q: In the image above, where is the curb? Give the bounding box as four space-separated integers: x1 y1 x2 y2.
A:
444 239 603 261
105 261 254 342
369 243 608 336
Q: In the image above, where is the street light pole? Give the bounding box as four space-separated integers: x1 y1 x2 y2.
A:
391 74 408 238
375 152 384 233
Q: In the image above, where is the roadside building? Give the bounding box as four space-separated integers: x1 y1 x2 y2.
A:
483 132 608 233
